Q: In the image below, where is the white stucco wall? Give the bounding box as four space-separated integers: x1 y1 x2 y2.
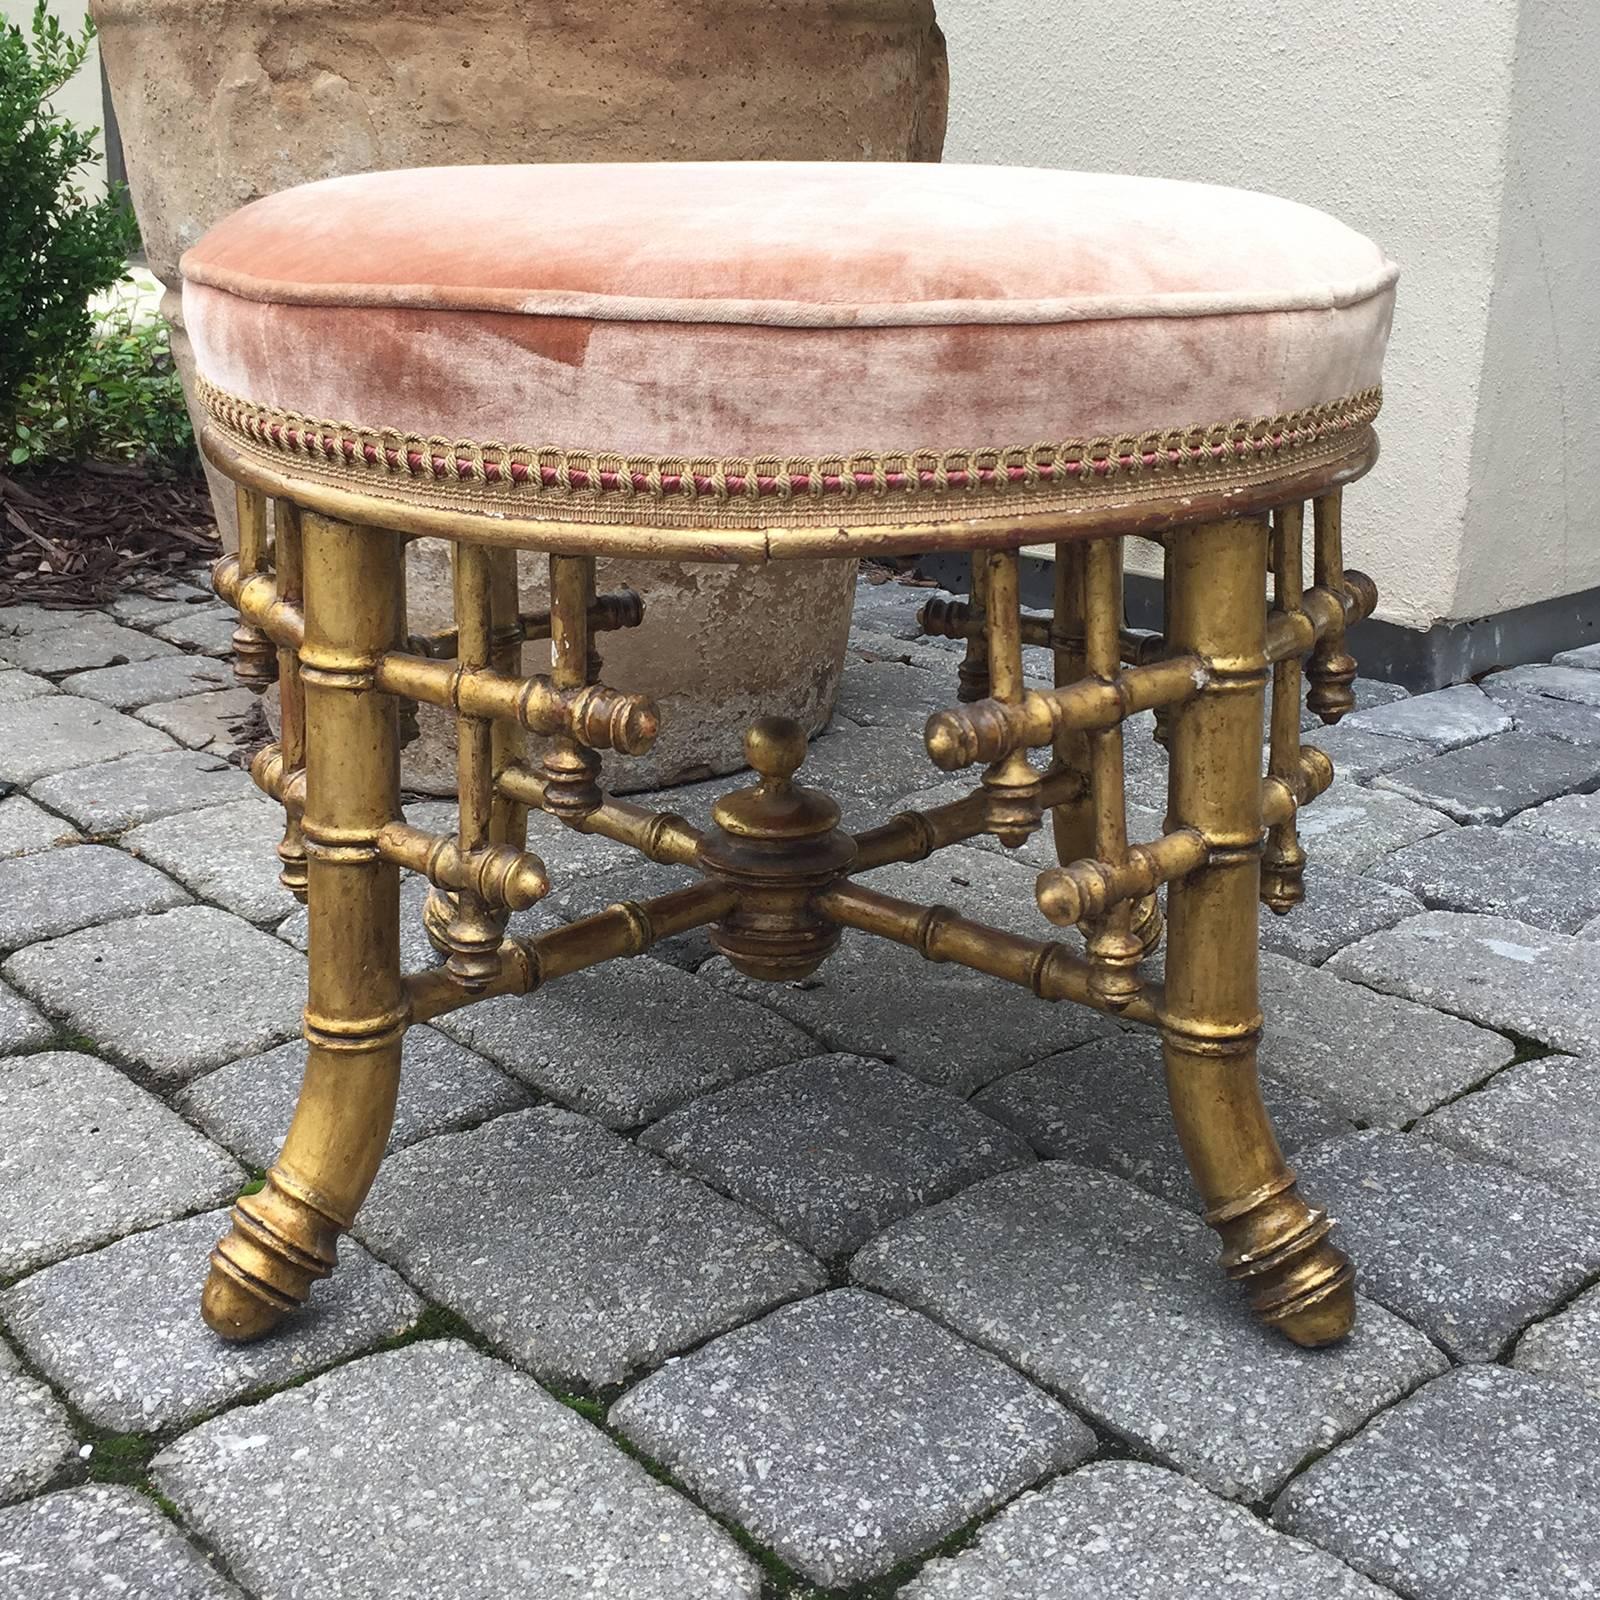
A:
3 0 109 194
1456 0 1600 620
942 0 1595 631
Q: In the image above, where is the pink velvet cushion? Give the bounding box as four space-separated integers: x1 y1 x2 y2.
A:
181 162 1395 528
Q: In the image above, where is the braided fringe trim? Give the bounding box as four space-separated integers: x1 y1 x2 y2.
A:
197 378 1381 510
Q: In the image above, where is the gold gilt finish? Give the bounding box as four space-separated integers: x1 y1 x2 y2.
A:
202 454 1380 1352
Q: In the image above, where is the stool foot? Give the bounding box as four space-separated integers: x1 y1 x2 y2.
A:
201 1269 289 1343
200 1167 341 1342
1206 1177 1356 1347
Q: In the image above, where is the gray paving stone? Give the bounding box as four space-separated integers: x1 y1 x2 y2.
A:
2 1209 423 1434
0 695 173 784
974 1035 1350 1211
0 843 189 950
1343 676 1413 714
1329 910 1600 1056
152 607 237 655
107 586 211 626
1486 683 1600 747
524 856 710 970
854 1164 1447 1501
0 1052 241 1275
1485 662 1600 707
858 842 1071 939
0 1341 76 1508
1261 866 1425 964
0 795 79 857
519 800 640 881
1272 1365 1600 1600
798 722 956 821
847 627 957 672
0 1483 243 1599
1309 722 1435 781
706 933 1117 1097
133 687 256 752
1258 950 1514 1127
1295 779 1457 872
358 1107 824 1387
1513 1281 1600 1403
641 1054 1033 1257
1292 1130 1600 1360
1554 641 1600 671
153 1340 761 1600
1344 682 1512 749
851 576 938 639
0 668 54 704
0 615 176 675
902 1459 1395 1600
28 747 253 834
1371 822 1600 932
605 773 735 833
1420 1052 1600 1210
1122 725 1173 812
1375 731 1600 824
61 654 233 710
178 1026 528 1170
121 794 295 925
1505 787 1600 848
613 1289 1091 1588
0 603 80 637
4 907 305 1083
836 658 953 729
0 983 50 1054
437 956 812 1128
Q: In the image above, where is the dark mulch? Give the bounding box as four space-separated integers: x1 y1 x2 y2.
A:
860 555 941 588
0 462 220 611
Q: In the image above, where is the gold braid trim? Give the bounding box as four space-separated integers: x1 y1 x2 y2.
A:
196 377 1381 530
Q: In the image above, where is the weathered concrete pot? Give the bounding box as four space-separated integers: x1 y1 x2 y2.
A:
401 544 857 793
91 0 947 789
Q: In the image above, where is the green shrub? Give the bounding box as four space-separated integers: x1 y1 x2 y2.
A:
1 0 139 450
10 288 196 468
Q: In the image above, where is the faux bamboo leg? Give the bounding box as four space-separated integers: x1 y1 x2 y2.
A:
1306 490 1358 723
488 548 529 857
202 515 407 1341
1048 542 1094 864
957 551 991 703
1152 539 1174 754
228 485 278 691
980 549 1041 847
437 542 505 990
272 502 308 901
1263 504 1308 913
1160 517 1355 1348
1081 538 1147 1006
541 553 603 818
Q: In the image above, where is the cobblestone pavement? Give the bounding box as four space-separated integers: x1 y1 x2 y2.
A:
3 573 1599 1598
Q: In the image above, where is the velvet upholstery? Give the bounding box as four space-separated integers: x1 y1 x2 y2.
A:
181 163 1396 530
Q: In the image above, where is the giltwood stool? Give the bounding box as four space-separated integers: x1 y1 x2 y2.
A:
184 163 1394 1351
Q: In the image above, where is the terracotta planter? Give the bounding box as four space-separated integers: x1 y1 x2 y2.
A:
91 0 947 789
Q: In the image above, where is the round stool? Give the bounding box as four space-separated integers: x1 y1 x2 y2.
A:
184 162 1394 1350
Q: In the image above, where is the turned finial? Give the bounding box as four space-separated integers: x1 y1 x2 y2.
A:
746 717 807 785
